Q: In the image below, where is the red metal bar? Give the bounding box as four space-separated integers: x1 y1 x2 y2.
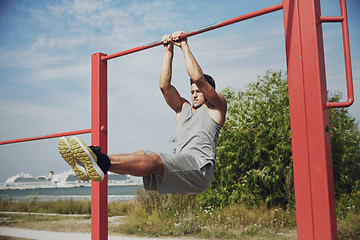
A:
324 0 354 109
101 3 283 61
283 0 338 239
91 52 108 240
320 16 344 22
0 129 91 145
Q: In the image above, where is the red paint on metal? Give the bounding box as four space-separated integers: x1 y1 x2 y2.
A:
91 52 108 240
325 0 354 109
101 3 283 61
283 0 338 239
320 16 344 22
0 129 91 145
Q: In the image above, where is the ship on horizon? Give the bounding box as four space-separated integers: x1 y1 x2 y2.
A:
0 171 142 190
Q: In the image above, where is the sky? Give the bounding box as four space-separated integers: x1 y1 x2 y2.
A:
0 0 359 182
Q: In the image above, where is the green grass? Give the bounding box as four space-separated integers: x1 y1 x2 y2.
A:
114 190 297 239
0 197 132 216
1 190 359 239
337 207 360 240
0 197 91 215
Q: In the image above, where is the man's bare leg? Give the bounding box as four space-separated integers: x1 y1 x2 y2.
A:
109 151 164 177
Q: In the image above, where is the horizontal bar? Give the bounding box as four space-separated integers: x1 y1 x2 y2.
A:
102 3 283 61
0 128 91 145
320 16 344 22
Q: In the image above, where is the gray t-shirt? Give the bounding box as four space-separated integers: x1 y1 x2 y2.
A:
176 103 221 166
143 103 221 193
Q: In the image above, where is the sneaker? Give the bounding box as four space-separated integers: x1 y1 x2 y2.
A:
58 137 89 181
69 136 111 182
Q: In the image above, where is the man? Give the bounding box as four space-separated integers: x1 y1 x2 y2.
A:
58 31 227 194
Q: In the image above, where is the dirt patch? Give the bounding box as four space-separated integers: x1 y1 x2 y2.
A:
0 213 126 234
0 212 298 239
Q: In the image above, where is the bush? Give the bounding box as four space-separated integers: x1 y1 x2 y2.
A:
198 70 360 209
199 70 293 208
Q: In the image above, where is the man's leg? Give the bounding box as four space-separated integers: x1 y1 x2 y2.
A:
65 136 164 181
109 151 164 177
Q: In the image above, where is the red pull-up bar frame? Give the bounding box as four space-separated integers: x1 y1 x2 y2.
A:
0 1 354 240
321 0 354 108
102 3 283 61
0 129 91 145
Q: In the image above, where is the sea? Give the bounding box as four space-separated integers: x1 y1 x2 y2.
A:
0 185 143 202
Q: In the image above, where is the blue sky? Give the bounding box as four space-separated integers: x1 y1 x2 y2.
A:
0 0 359 182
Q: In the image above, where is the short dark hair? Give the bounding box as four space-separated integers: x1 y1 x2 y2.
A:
190 74 216 90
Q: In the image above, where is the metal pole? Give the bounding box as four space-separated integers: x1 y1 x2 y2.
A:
91 52 108 240
0 129 91 145
325 0 354 109
283 0 338 239
101 3 283 61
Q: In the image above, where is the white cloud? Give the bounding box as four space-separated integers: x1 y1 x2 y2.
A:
31 35 86 51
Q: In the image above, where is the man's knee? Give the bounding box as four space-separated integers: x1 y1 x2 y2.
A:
149 153 164 174
136 151 163 168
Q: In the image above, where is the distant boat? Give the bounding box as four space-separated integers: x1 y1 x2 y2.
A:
0 171 140 190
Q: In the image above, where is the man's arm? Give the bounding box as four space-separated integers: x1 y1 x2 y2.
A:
172 31 227 111
159 34 187 113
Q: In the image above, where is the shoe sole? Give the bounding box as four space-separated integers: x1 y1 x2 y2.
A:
58 137 89 181
70 136 104 182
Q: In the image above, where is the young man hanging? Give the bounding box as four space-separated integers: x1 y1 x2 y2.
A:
58 31 227 194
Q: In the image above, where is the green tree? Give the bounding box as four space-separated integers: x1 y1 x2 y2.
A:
198 70 360 209
328 93 360 199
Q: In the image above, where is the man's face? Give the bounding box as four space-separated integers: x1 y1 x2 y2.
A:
191 83 206 109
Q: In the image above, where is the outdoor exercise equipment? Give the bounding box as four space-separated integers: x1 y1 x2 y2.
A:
0 0 354 239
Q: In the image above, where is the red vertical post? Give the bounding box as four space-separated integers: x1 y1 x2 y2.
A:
91 52 108 240
283 0 337 239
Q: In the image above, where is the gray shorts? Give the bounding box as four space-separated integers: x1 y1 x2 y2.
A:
143 151 215 194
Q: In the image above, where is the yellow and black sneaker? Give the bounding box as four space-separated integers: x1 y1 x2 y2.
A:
58 137 90 181
69 136 111 182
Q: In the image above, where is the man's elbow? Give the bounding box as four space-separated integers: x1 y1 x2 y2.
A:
190 74 204 84
159 83 167 92
159 83 171 94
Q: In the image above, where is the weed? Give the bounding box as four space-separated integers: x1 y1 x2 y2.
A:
1 189 359 239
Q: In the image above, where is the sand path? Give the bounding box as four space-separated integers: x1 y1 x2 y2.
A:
0 226 177 240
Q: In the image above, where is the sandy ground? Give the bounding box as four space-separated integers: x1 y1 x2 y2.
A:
0 212 297 240
0 212 181 240
0 226 178 240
